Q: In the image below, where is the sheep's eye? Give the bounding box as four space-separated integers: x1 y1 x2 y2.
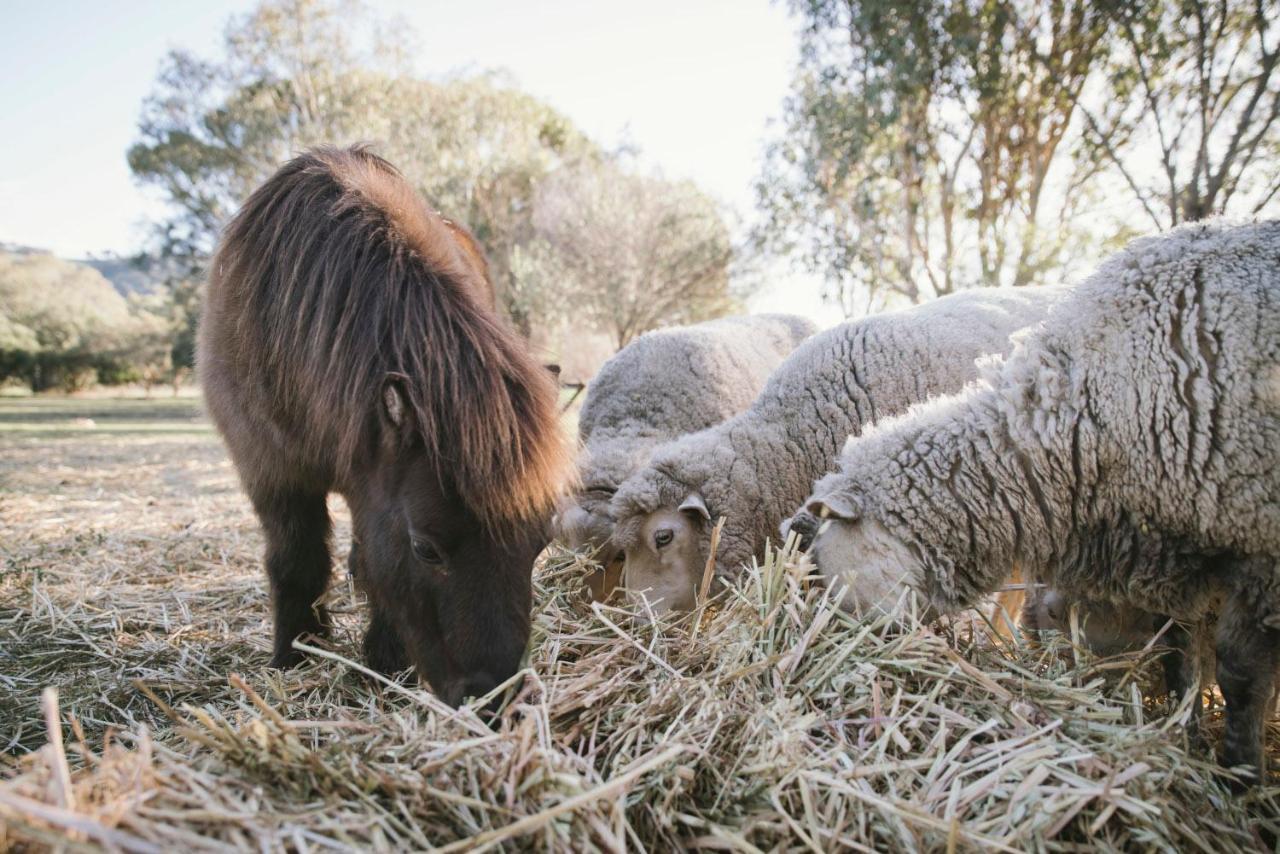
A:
654 529 674 549
411 537 444 566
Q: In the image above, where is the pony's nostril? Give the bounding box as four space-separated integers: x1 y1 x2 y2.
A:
444 672 500 708
464 673 499 700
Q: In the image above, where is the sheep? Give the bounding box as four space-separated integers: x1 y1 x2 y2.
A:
1020 587 1170 658
789 220 1279 782
1020 586 1212 718
608 285 1067 615
553 314 816 595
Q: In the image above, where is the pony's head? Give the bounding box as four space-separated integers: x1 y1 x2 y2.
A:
351 373 557 705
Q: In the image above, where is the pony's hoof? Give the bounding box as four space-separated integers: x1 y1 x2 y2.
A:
268 648 305 669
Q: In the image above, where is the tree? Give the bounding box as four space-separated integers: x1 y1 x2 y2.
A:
0 250 167 391
1078 0 1280 228
521 159 737 348
129 0 598 336
128 0 412 261
759 0 1280 316
756 0 1118 311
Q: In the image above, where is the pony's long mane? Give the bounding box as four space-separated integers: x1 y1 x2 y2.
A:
210 145 572 526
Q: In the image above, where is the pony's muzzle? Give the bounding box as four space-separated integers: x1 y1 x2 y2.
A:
443 671 503 710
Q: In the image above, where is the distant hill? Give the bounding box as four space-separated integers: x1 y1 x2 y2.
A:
0 243 163 297
77 256 163 296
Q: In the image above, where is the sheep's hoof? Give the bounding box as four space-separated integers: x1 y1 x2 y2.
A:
1218 750 1262 793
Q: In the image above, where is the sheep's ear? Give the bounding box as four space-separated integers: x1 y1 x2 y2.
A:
380 373 413 436
678 493 711 522
807 494 858 521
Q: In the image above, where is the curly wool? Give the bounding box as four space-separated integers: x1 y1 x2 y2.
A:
565 314 816 538
610 286 1067 574
804 219 1280 620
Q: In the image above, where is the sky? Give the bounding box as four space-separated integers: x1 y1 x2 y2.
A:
0 0 835 322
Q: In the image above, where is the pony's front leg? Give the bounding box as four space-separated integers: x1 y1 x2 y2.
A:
251 489 333 668
1216 570 1279 787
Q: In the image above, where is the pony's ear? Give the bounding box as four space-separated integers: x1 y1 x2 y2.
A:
806 494 858 521
678 492 711 522
380 373 413 435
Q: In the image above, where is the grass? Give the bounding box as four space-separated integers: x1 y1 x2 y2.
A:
2 395 1279 850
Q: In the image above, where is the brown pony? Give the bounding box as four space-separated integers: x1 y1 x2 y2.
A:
199 146 573 706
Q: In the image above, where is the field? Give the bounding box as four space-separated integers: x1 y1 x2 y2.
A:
2 396 1279 851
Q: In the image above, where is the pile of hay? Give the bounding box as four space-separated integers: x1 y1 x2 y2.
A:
4 539 1278 851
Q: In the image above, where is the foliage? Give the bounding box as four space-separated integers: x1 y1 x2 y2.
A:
757 0 1280 313
0 251 169 391
128 0 739 345
1078 0 1280 228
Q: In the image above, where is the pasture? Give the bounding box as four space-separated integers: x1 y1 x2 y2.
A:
1 395 1278 850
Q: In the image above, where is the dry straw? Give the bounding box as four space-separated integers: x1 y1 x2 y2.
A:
5 539 1280 851
2 403 1278 850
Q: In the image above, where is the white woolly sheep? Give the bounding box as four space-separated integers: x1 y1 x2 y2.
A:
792 220 1279 782
553 315 815 576
609 285 1067 614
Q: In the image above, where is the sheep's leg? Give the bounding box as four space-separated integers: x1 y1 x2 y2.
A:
1157 615 1203 748
1215 587 1279 787
363 603 409 676
251 488 333 669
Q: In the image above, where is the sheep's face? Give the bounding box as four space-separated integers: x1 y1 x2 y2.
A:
619 497 710 615
552 494 618 556
1021 588 1157 656
551 492 628 602
801 500 924 617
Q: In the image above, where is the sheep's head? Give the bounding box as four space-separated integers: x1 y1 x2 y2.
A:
612 493 711 616
1021 588 1158 656
552 490 618 556
792 495 926 618
552 440 666 601
551 490 627 602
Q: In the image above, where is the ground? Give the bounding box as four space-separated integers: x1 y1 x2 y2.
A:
2 394 1279 850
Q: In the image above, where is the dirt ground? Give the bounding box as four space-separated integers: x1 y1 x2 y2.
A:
0 395 313 751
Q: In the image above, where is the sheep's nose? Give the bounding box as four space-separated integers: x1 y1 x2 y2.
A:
789 511 820 551
1043 591 1068 625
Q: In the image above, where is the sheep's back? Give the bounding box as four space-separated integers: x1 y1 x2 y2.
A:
576 314 816 491
622 286 1068 573
577 314 816 445
1011 221 1280 559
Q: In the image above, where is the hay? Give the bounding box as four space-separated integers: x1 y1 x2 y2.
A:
3 397 1280 851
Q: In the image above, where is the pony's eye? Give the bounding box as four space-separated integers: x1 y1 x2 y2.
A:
411 537 444 566
654 529 674 549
